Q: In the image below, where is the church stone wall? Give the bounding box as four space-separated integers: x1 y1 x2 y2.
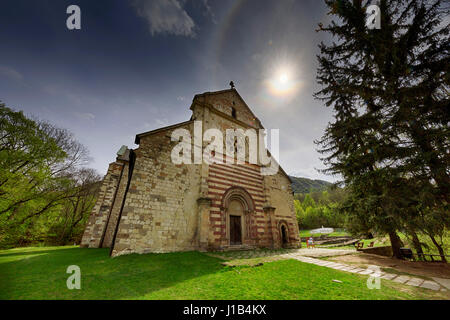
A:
111 123 202 257
197 100 300 249
199 104 268 249
264 172 300 247
80 161 126 248
195 90 261 129
101 161 129 248
207 162 279 249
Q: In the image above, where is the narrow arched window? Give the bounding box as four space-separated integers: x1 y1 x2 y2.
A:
231 107 237 119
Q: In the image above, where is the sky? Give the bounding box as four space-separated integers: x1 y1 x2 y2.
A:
0 0 338 182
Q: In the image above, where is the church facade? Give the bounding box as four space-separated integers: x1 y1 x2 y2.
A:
81 88 300 257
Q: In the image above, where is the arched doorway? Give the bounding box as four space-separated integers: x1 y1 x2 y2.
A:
221 186 255 246
278 221 289 248
229 200 243 245
281 225 288 246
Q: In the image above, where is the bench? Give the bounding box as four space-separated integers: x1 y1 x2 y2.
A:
400 248 414 260
400 248 449 262
355 242 364 249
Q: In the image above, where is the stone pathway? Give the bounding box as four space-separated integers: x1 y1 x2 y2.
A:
287 248 357 258
209 248 448 292
209 248 356 261
280 251 446 292
432 277 450 290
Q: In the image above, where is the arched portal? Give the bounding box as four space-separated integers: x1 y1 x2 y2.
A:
229 200 243 245
281 225 288 245
278 220 290 248
221 186 255 246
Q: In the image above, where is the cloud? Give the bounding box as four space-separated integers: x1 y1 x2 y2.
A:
74 112 96 121
131 0 196 37
0 65 23 81
200 0 217 24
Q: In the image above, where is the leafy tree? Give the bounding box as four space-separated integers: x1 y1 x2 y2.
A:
301 194 316 210
0 103 100 248
315 0 449 259
294 190 346 229
46 168 101 245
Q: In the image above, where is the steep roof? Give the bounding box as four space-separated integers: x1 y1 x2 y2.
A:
134 120 194 144
191 88 264 129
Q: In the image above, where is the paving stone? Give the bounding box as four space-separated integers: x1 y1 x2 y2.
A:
367 265 382 271
297 256 311 260
420 280 440 291
369 272 383 278
317 264 331 267
346 268 360 273
339 266 353 271
380 273 397 280
332 266 348 270
327 263 341 268
359 269 374 275
393 275 411 284
321 262 335 266
319 262 333 266
405 278 424 287
431 277 450 290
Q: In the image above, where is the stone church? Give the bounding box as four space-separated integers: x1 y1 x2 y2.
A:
81 87 300 257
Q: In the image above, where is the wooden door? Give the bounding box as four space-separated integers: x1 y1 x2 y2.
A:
230 215 242 245
281 225 288 247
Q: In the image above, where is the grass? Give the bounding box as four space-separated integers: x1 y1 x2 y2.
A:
0 246 447 300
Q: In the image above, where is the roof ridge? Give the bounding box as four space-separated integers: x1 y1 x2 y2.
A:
134 120 194 144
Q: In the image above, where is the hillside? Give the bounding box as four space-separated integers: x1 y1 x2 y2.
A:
289 176 332 193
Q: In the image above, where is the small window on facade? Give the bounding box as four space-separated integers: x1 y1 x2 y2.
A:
231 107 237 119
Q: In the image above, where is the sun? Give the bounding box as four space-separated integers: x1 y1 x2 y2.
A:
279 73 288 84
267 68 299 97
276 72 289 89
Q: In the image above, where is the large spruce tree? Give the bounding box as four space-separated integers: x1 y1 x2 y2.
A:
315 0 449 259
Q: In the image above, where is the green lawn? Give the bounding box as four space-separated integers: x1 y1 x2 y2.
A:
0 246 446 300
